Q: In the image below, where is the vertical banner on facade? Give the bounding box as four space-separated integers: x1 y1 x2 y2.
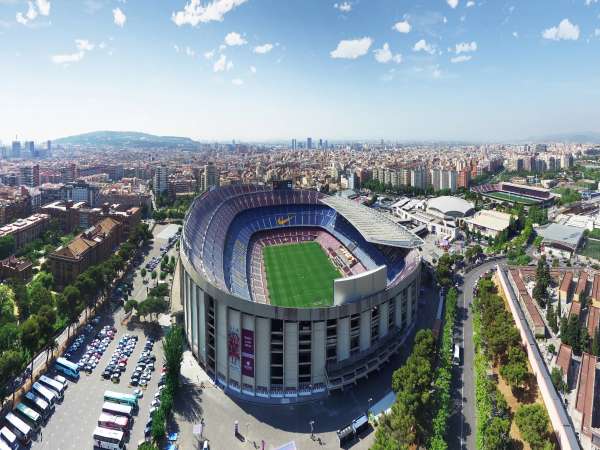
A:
241 329 255 377
228 327 240 374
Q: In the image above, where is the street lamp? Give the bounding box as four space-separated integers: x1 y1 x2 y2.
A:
309 420 315 440
368 397 373 415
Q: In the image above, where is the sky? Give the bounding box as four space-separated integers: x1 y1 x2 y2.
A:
1 0 600 143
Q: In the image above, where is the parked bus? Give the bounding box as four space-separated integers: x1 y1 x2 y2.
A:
0 427 19 450
101 402 133 419
39 375 65 400
104 391 138 409
32 382 56 406
23 391 53 420
4 413 32 446
54 357 79 380
92 426 125 450
98 412 130 432
14 404 40 432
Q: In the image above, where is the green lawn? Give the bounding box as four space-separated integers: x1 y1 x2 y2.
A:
483 191 540 205
581 239 600 260
263 242 341 308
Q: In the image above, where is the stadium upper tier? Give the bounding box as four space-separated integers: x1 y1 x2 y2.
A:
182 185 421 302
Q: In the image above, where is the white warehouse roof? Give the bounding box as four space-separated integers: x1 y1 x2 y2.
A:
427 196 475 217
320 195 424 248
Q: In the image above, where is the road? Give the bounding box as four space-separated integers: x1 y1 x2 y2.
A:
448 258 505 450
27 222 179 450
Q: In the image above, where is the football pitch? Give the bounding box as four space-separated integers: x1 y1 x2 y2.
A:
263 242 341 308
483 191 540 205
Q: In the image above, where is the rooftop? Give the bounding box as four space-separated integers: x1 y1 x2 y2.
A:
426 196 474 217
535 223 584 249
464 209 512 232
320 195 424 248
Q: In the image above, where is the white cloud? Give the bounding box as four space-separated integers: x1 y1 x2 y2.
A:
112 7 126 27
454 41 477 54
231 78 244 85
595 28 600 37
512 31 519 38
586 0 598 5
51 51 85 64
250 65 256 73
36 0 50 16
174 44 180 53
333 2 351 12
16 1 37 25
75 39 94 51
330 37 372 59
373 42 402 64
447 0 459 8
172 0 248 26
213 54 233 72
466 1 475 7
224 31 246 46
204 50 215 59
185 46 195 56
253 43 273 54
393 20 411 33
451 55 472 63
542 18 579 41
413 39 435 55
432 65 442 78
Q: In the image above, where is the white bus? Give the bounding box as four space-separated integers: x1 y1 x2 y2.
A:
453 344 461 365
55 357 79 380
0 438 13 450
39 375 65 400
32 382 56 406
0 427 18 450
14 404 40 432
4 413 32 446
98 412 130 432
92 426 125 450
101 402 133 419
23 391 53 420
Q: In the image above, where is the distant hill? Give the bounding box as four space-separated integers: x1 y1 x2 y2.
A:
524 132 600 144
54 131 201 149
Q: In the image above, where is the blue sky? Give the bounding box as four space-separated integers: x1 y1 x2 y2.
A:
1 0 600 143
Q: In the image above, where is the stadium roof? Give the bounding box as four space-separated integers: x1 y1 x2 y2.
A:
320 195 424 248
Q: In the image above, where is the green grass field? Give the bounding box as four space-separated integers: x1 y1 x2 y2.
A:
483 191 540 205
263 242 341 308
581 239 600 260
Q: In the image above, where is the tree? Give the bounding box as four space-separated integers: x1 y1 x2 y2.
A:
550 367 566 394
500 347 529 391
62 286 82 338
124 299 138 314
0 235 16 259
515 404 549 450
484 416 511 450
29 283 53 315
546 304 558 334
151 270 157 280
0 349 26 401
151 408 166 442
20 316 42 379
34 271 54 290
163 326 185 389
141 268 147 278
137 443 159 450
11 280 30 321
0 284 16 327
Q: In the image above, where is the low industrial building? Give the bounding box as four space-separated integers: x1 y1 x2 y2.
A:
391 196 474 241
464 209 513 239
535 223 584 259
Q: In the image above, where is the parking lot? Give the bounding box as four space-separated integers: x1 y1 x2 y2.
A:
23 222 177 450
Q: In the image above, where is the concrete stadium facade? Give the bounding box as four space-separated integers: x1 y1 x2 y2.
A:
180 185 422 402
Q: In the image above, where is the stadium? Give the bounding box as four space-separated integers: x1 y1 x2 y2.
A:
179 184 423 402
471 181 555 206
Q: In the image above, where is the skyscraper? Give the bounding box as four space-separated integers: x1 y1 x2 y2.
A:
202 162 219 191
11 141 21 159
307 137 312 150
19 164 40 187
153 166 169 195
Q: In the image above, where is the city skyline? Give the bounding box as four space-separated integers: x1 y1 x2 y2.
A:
2 0 600 142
